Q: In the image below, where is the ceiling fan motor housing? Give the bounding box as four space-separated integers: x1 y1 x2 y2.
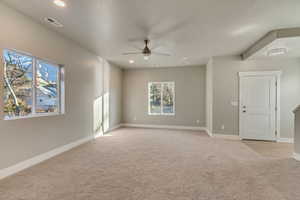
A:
143 47 151 55
143 40 151 55
122 39 170 57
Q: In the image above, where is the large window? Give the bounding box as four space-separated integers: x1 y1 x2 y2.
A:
3 49 64 120
148 82 175 115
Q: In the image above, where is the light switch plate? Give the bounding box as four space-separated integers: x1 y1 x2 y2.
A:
231 101 239 106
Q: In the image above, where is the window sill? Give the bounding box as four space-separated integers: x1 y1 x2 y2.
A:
4 112 63 121
148 113 176 116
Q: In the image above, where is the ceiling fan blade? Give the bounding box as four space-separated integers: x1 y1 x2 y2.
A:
130 44 143 51
152 52 171 56
150 44 162 51
122 52 143 55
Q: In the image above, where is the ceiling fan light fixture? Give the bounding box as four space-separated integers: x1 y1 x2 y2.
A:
54 0 66 7
122 40 170 62
129 59 135 64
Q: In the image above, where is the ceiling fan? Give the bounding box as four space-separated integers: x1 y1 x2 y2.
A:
123 39 171 60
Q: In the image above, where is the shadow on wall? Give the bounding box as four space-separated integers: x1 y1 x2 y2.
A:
93 93 110 137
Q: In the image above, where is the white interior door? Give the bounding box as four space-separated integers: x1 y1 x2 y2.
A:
239 75 277 141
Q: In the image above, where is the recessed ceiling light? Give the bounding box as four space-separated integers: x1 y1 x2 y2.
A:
267 48 288 56
129 60 135 64
44 17 64 27
54 0 66 7
232 24 257 36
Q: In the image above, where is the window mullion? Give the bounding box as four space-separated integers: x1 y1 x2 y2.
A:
161 83 163 115
57 66 61 114
32 58 37 115
148 83 151 115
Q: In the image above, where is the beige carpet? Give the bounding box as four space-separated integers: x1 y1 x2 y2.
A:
0 128 300 200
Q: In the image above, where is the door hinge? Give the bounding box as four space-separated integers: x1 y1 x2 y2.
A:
275 130 278 136
275 107 278 111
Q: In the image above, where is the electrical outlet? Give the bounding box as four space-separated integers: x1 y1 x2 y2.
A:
196 120 200 124
221 125 225 130
134 116 137 121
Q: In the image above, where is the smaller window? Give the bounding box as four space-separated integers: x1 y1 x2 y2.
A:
36 60 60 114
148 82 175 115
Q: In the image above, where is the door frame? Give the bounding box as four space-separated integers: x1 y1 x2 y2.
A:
238 71 282 141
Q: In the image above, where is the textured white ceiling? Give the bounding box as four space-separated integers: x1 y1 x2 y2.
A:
2 0 300 68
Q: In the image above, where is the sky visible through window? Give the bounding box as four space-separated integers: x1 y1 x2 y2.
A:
36 60 59 113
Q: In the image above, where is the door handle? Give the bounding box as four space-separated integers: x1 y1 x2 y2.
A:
243 110 246 113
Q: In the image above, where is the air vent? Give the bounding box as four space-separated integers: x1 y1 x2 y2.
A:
267 47 288 56
44 17 63 28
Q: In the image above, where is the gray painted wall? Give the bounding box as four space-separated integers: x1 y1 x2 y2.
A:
0 3 104 169
122 66 206 127
97 59 122 133
206 59 213 134
109 64 123 128
212 56 300 138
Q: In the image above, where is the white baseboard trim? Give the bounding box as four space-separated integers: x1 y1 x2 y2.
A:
108 124 122 132
94 132 103 138
0 135 94 180
205 128 213 137
94 124 122 138
121 123 207 132
293 152 300 161
212 133 241 140
277 138 294 143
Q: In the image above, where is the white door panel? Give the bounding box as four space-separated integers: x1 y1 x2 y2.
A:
240 75 276 141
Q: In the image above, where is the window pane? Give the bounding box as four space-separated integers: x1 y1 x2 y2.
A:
36 60 59 113
163 83 174 114
149 83 161 114
3 50 33 118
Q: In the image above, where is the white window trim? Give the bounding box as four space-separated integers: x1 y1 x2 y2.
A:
4 113 62 121
148 81 175 116
2 49 65 120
